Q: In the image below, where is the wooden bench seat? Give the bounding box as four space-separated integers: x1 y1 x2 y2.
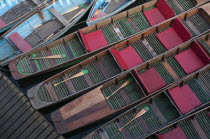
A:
134 68 166 94
168 85 201 114
157 19 192 50
79 30 108 52
8 32 33 52
143 0 175 26
110 46 143 70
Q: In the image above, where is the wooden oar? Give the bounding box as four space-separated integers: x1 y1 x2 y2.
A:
118 106 150 132
105 78 133 100
68 9 86 22
54 70 88 87
29 54 66 60
61 6 80 15
30 24 42 30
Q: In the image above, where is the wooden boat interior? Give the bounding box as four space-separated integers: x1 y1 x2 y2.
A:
146 107 210 139
8 4 210 80
48 37 210 133
0 0 94 65
84 66 210 138
0 0 47 32
27 27 210 111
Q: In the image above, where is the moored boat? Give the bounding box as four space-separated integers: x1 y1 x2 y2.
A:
86 0 209 25
49 36 210 134
0 0 94 65
0 0 47 33
146 106 210 139
84 66 210 138
26 5 210 110
9 3 210 80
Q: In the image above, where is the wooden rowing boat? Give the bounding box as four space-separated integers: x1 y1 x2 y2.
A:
49 33 210 133
8 2 210 80
0 0 47 33
86 0 209 25
86 0 136 26
0 0 94 65
145 106 210 139
26 4 210 110
84 66 210 138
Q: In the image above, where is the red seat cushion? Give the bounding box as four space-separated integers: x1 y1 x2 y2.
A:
134 68 166 94
168 85 202 114
172 19 192 42
156 0 175 19
0 18 6 28
111 46 143 70
8 32 33 52
157 19 192 50
144 0 175 26
79 30 108 52
191 41 210 64
157 28 184 50
175 49 205 74
158 127 187 139
144 8 166 26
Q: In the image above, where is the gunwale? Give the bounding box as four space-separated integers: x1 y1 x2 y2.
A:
8 1 210 80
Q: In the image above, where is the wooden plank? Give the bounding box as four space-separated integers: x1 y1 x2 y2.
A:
0 84 16 102
185 20 201 35
197 77 210 97
191 118 208 139
0 108 36 138
117 118 133 138
45 130 61 139
49 8 69 26
0 103 31 135
0 88 19 109
142 39 157 57
162 61 179 80
7 112 41 138
83 72 94 86
32 0 42 5
27 122 49 139
17 116 45 139
97 60 110 79
171 0 185 12
63 74 76 94
45 82 58 101
36 126 55 139
149 103 167 124
0 97 28 126
127 17 140 33
112 24 124 40
136 116 150 132
47 50 57 66
64 40 75 60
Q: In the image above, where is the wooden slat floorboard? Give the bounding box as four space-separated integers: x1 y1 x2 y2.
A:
0 72 64 139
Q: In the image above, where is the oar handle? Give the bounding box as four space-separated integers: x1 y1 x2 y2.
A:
118 118 134 132
105 89 119 100
54 77 73 87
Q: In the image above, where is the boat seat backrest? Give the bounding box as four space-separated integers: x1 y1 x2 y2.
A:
191 41 210 64
172 19 192 42
0 18 6 28
79 30 108 52
156 0 175 19
8 32 33 53
110 46 143 70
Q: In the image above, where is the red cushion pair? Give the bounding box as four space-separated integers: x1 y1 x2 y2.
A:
144 0 175 26
79 30 108 52
157 19 192 50
110 46 143 70
174 41 210 74
134 68 166 94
